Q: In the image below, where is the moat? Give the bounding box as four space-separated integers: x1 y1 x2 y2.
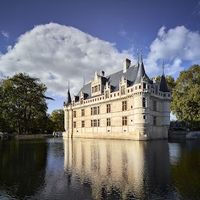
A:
0 138 200 200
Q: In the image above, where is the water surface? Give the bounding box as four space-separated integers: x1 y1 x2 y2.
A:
0 138 200 200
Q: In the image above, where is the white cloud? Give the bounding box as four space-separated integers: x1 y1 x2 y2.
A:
1 31 9 38
1 23 200 101
0 23 133 96
146 26 200 76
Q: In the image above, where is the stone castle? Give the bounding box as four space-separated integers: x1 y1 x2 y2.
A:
63 57 171 140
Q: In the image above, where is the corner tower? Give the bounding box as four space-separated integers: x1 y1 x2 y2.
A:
64 88 73 138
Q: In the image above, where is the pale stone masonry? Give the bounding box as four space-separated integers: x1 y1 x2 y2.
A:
63 58 171 140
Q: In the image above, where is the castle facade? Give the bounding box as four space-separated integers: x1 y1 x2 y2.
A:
63 58 171 140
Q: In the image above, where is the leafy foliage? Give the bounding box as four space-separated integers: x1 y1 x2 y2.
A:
0 73 53 134
50 109 64 132
171 65 200 130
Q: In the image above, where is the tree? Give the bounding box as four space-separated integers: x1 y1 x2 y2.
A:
50 109 64 131
0 73 53 134
171 65 200 130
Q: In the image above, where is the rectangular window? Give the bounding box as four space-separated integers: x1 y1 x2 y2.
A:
142 98 146 108
143 83 146 89
73 111 76 118
91 106 100 115
94 85 98 92
107 118 111 126
81 121 85 128
81 109 85 116
122 116 127 126
106 104 111 113
73 121 76 128
153 100 157 111
122 101 127 111
94 120 97 127
91 119 98 127
121 85 125 95
153 116 156 126
94 107 97 115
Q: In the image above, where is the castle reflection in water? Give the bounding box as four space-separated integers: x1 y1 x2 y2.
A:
64 139 173 199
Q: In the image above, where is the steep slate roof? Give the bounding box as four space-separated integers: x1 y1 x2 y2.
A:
78 64 140 100
64 89 72 106
159 75 170 92
134 62 151 84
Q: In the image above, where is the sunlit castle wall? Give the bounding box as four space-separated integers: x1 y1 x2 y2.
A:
63 58 171 140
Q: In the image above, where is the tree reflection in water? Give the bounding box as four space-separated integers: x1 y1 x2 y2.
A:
170 141 200 200
0 139 47 199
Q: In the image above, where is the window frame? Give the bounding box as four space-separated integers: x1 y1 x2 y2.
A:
122 101 127 111
106 104 111 113
73 111 76 118
81 121 85 128
122 116 127 126
107 118 111 126
81 109 85 116
73 121 76 128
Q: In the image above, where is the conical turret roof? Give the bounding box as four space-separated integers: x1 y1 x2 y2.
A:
159 75 169 92
64 89 71 106
134 57 151 84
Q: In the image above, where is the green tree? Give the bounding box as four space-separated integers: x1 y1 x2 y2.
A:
0 73 53 134
171 65 200 130
50 109 64 131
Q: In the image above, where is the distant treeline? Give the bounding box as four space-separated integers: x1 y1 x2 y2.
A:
0 65 200 134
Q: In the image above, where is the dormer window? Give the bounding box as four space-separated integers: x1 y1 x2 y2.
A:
92 85 100 93
121 85 125 95
91 72 102 97
105 90 109 99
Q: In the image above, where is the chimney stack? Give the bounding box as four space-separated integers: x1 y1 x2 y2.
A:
123 58 131 73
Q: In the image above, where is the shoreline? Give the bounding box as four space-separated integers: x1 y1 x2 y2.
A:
14 134 53 140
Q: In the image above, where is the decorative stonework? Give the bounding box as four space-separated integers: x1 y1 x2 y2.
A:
64 58 171 140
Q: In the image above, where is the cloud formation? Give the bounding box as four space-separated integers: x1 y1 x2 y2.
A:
146 26 200 76
0 23 200 100
1 31 9 38
0 23 133 96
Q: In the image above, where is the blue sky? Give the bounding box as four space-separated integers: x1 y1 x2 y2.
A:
0 0 200 113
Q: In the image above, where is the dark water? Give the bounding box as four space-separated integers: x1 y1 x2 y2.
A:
0 138 200 200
